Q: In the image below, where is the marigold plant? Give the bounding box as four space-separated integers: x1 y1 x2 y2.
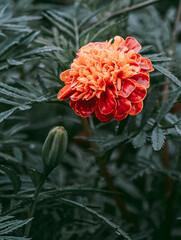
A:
1 1 181 240
58 36 154 122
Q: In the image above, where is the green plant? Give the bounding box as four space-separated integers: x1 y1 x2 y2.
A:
0 0 181 239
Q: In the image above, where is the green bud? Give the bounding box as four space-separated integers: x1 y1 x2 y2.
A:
42 126 68 171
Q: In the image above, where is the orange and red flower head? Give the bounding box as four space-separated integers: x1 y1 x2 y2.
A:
57 36 154 122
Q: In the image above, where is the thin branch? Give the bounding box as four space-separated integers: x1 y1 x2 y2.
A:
173 0 181 42
84 0 159 28
106 0 160 21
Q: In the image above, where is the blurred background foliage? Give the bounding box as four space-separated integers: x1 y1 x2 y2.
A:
0 0 181 239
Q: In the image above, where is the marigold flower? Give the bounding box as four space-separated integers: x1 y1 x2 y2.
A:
57 36 154 122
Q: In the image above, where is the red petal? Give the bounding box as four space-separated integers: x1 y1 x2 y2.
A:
95 106 115 122
132 73 150 88
71 91 85 101
99 88 116 115
116 96 131 116
140 58 154 72
127 85 147 103
83 89 96 101
74 98 97 118
60 69 72 83
129 101 143 115
131 53 141 63
57 84 75 100
125 37 141 53
114 113 128 121
118 78 136 98
70 100 81 117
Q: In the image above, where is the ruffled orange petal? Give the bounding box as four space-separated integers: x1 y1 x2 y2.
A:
60 69 72 83
95 106 115 122
129 101 143 115
132 73 150 88
114 113 128 121
57 84 75 100
70 91 86 101
118 78 136 98
127 85 147 103
99 88 116 115
115 96 131 116
140 58 154 72
75 98 97 118
125 37 141 53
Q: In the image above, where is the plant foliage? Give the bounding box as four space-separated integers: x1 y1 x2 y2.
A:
0 0 181 239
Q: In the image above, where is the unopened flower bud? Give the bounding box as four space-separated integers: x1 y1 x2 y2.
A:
42 126 68 171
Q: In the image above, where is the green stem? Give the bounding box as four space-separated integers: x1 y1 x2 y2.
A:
24 171 49 237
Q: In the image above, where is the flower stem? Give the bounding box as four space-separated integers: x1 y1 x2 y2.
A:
80 117 135 224
24 171 49 237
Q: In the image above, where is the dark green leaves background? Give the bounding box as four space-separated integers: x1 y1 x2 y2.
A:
0 0 181 239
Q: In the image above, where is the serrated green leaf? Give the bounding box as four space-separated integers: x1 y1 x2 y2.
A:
0 98 20 106
0 82 35 99
0 108 18 123
0 24 31 32
49 9 73 21
175 124 181 136
47 10 74 31
19 31 39 46
0 236 30 240
80 19 105 38
148 57 172 62
60 198 132 239
0 33 25 57
99 132 135 152
0 88 31 101
0 216 14 223
0 218 32 235
78 8 101 28
4 123 29 137
132 131 147 149
0 165 21 193
7 59 24 66
42 187 123 197
18 46 62 58
0 152 19 162
27 168 41 187
18 105 31 111
152 127 165 151
89 20 123 42
13 147 23 162
5 16 41 23
165 113 178 124
140 88 158 128
43 13 74 39
154 65 181 87
155 89 181 123
14 78 41 95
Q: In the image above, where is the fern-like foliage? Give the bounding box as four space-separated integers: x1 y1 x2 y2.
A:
0 0 181 240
